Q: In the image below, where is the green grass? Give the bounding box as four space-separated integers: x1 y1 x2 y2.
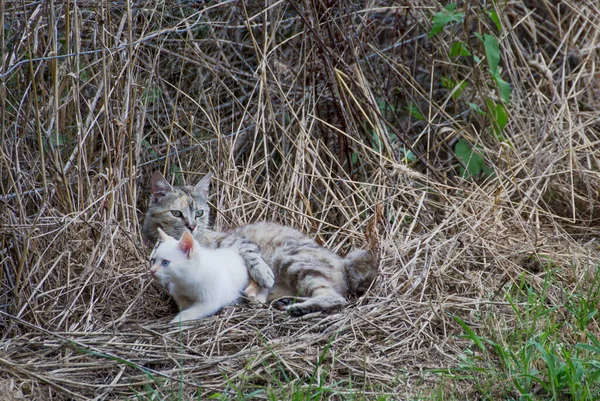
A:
432 262 600 400
125 334 397 401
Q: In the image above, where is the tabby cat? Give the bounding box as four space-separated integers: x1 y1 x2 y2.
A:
142 172 378 316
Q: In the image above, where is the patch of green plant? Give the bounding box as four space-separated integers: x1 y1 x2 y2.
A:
353 99 415 167
378 99 397 117
406 102 425 121
441 76 468 100
435 263 600 400
450 41 471 58
143 86 163 106
43 130 74 151
208 333 395 400
73 345 193 400
428 4 512 177
488 10 502 32
399 147 417 165
485 98 509 140
430 3 513 177
474 33 512 104
170 165 184 186
454 139 494 179
141 138 159 160
428 4 465 38
565 267 600 332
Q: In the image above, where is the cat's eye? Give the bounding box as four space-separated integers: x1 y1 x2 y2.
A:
171 210 183 218
150 258 155 265
195 210 204 218
161 260 170 267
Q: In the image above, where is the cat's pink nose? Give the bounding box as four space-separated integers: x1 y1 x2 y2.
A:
187 223 197 231
150 267 157 277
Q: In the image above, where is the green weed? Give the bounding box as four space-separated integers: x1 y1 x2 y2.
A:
435 263 600 400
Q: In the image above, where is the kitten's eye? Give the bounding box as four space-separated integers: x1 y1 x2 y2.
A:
171 210 183 218
150 258 155 265
195 210 204 218
161 260 170 267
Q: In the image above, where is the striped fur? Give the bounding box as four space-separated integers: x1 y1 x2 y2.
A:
142 172 275 289
141 172 378 316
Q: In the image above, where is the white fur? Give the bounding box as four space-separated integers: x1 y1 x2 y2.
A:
150 232 250 323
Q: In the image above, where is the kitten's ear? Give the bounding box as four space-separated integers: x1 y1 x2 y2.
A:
157 228 171 242
193 172 212 199
179 231 196 258
150 172 173 202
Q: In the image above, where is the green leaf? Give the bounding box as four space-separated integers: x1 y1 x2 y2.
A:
371 131 381 151
450 41 471 58
482 164 495 177
493 74 512 103
489 10 502 32
441 76 454 89
351 152 359 165
141 139 159 159
479 33 512 103
429 4 465 38
378 99 396 114
399 148 416 164
453 315 486 353
483 34 501 76
453 81 468 100
575 344 600 354
454 139 491 178
442 77 468 100
469 102 485 115
407 103 425 121
487 99 509 138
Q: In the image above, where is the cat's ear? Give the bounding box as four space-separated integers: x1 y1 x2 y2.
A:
179 231 196 258
150 172 173 202
193 172 212 199
157 228 171 242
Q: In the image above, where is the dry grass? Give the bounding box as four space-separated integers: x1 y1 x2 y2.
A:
1 0 600 399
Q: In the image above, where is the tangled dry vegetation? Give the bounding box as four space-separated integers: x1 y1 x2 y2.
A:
1 0 600 399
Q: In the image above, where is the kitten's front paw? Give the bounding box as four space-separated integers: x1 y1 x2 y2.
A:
243 281 261 298
249 262 275 288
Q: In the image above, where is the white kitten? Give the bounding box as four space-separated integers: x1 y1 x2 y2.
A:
150 228 267 323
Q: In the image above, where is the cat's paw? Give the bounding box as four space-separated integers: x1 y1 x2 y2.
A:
272 297 293 311
272 297 310 316
243 281 261 298
243 284 269 306
286 302 318 317
248 261 275 288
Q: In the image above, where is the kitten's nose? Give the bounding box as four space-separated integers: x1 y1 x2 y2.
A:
150 267 157 277
187 223 197 232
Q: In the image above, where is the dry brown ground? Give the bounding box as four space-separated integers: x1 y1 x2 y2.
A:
1 1 599 399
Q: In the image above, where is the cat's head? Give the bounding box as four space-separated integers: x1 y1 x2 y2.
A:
141 172 212 245
149 228 198 287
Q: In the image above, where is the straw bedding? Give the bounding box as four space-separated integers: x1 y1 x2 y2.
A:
1 0 599 399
